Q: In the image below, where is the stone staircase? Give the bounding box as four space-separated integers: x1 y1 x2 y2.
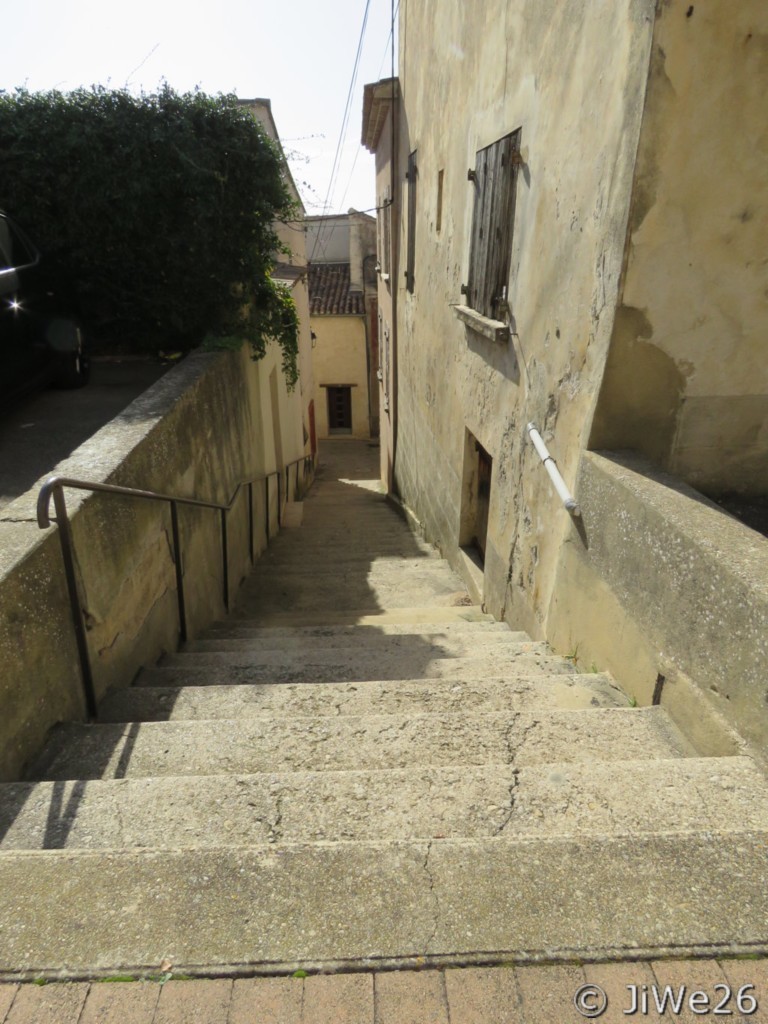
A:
1 440 768 979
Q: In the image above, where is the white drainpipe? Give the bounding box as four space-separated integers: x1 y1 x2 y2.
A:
526 423 581 516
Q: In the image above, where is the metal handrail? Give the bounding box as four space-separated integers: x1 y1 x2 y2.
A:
37 453 316 718
526 423 581 516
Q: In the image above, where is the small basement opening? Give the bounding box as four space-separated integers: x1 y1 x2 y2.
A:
459 429 493 566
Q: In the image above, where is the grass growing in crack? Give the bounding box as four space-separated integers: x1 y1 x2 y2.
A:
565 644 580 667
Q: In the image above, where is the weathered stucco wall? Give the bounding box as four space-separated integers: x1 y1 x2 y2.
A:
591 1 768 497
312 317 371 439
549 452 768 761
394 0 656 635
0 343 309 781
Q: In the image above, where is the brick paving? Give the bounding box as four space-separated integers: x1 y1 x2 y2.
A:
1 960 767 1023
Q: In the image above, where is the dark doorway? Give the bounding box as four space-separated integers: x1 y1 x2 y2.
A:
474 443 493 560
327 386 352 434
459 429 493 566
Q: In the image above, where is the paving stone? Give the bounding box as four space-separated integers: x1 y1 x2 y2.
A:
154 979 232 1024
5 983 89 1024
444 966 522 1024
0 987 17 1023
718 958 768 1018
230 976 303 1024
649 960 730 1024
302 973 373 1024
79 981 160 1024
374 969 448 1024
583 960 661 1023
514 964 585 1024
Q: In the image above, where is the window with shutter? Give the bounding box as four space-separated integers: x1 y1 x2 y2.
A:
405 149 417 293
465 130 521 322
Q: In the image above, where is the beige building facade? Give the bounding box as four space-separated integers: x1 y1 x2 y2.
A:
363 2 768 752
241 99 316 461
307 212 378 440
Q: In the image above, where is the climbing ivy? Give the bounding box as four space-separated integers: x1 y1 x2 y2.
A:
0 84 300 385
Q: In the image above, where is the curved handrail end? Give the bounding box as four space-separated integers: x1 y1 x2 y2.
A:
37 476 61 529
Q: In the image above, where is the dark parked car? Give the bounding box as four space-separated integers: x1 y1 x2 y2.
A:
0 210 89 400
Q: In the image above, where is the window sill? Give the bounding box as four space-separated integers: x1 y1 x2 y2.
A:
453 304 510 343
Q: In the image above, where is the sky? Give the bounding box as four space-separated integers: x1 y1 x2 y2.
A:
0 0 398 216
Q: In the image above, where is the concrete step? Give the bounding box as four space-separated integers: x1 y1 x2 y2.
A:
141 649 575 686
4 757 766 852
234 576 468 614
245 562 464 584
204 617 512 641
32 708 694 781
225 605 493 628
2 832 767 976
98 673 627 723
255 549 441 566
185 629 532 654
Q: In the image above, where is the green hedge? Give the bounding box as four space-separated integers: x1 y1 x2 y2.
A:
0 85 300 385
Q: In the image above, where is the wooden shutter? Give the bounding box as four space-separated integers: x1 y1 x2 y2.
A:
467 131 520 320
405 150 417 293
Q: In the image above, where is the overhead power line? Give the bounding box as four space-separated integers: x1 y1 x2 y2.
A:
310 0 372 261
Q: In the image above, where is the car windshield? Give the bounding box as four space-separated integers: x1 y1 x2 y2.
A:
0 216 37 272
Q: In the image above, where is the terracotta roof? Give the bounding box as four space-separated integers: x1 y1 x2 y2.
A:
308 262 365 316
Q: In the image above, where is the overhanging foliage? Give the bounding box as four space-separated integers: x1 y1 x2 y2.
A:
0 85 300 386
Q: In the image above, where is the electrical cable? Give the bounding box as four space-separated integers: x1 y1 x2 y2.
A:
310 0 372 261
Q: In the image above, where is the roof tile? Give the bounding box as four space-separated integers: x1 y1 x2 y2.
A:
308 262 365 316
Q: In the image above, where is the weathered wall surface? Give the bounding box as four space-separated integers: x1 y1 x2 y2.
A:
394 0 656 634
591 1 768 497
549 452 768 760
312 317 371 439
0 344 309 781
365 83 398 490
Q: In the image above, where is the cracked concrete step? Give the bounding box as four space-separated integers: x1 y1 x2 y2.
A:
2 833 768 976
234 589 466 610
185 629 532 654
204 617 514 642
254 550 442 567
267 514 418 530
246 557 449 576
263 530 431 546
4 757 768 852
140 649 576 686
233 579 468 614
98 672 627 723
244 565 467 588
32 708 694 781
224 606 495 628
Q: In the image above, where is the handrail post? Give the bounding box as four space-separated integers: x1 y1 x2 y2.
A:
247 482 254 564
526 423 581 516
265 477 270 543
220 508 229 611
170 500 187 642
277 471 282 528
51 485 98 719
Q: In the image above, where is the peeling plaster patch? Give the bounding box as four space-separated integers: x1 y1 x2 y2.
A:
590 304 685 465
629 44 676 234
